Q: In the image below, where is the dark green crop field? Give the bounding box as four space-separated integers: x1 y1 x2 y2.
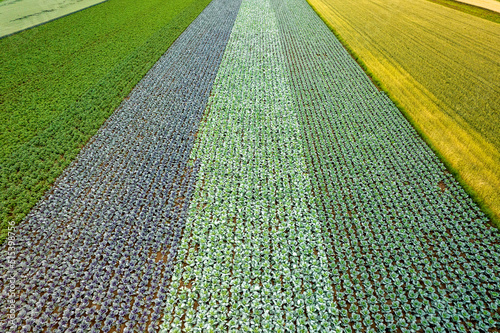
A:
0 0 212 242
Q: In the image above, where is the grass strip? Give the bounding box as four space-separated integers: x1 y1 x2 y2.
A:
0 0 108 38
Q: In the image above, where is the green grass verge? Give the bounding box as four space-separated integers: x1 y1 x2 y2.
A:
0 0 212 243
427 0 500 23
307 0 500 229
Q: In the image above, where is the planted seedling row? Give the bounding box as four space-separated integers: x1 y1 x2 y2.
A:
161 0 343 330
272 0 500 331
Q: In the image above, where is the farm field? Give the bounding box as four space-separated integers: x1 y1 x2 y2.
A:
309 0 500 223
0 0 106 38
161 0 500 331
0 0 212 243
455 0 500 13
2 0 500 332
1 0 241 330
425 0 500 24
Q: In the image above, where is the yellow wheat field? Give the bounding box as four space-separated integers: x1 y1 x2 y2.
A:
309 0 500 222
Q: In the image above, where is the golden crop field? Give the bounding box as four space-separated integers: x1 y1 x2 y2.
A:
309 0 500 223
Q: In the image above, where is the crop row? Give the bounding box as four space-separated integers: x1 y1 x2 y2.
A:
161 0 500 331
0 0 241 331
272 0 500 331
2 0 499 331
160 0 344 330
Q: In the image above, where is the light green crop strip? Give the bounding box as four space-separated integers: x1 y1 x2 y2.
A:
160 0 341 331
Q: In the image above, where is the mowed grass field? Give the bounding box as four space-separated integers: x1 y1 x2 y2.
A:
0 0 212 242
309 0 500 224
